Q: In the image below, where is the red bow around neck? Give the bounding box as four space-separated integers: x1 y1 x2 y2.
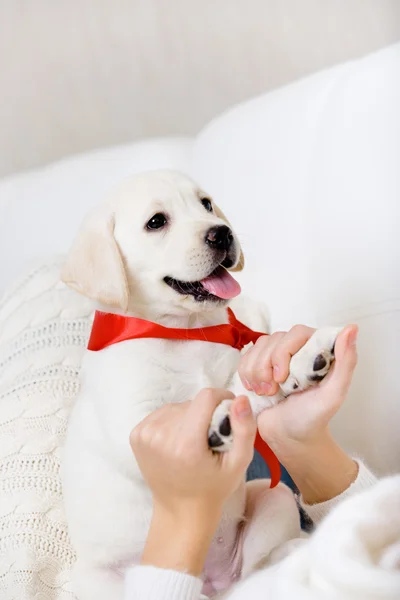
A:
88 308 281 487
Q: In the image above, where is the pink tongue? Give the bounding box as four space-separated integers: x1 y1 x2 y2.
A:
201 268 241 299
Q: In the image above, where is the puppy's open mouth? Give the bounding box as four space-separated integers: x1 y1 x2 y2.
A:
164 266 241 302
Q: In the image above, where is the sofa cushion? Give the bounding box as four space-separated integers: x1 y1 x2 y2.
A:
191 43 400 473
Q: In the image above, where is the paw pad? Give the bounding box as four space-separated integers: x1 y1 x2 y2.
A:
219 415 231 436
208 399 234 453
313 354 327 371
309 373 325 382
208 432 224 448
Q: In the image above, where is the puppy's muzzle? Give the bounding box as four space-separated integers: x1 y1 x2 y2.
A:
205 225 233 252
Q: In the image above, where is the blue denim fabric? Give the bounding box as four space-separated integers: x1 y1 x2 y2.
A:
246 449 294 490
246 450 312 531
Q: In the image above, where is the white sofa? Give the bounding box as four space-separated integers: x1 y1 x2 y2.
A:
1 0 400 177
1 43 399 476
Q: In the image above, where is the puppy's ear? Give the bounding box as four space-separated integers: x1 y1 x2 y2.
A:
213 203 245 272
61 207 129 310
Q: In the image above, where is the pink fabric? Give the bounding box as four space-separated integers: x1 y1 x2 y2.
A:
202 519 245 597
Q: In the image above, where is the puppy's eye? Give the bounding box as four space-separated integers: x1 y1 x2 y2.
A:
146 213 167 230
201 198 213 212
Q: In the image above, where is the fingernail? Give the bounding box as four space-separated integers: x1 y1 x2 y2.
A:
348 329 358 347
243 379 252 391
260 382 272 394
251 383 260 395
273 365 280 379
235 397 251 419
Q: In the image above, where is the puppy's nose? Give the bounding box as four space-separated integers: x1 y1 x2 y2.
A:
205 225 233 251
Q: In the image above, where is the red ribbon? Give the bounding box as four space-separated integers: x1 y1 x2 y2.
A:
88 308 281 487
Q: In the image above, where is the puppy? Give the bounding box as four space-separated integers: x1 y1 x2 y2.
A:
61 170 339 599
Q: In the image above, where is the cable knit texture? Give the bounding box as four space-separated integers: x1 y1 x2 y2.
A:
0 259 94 600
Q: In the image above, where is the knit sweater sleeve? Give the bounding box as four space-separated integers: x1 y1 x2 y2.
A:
124 565 205 600
299 458 377 524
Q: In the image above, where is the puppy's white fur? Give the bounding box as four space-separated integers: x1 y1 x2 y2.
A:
61 170 336 599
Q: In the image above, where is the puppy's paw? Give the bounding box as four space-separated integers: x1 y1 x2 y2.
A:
208 399 233 452
280 326 342 396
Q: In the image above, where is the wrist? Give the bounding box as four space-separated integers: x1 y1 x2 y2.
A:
270 431 358 504
142 504 221 576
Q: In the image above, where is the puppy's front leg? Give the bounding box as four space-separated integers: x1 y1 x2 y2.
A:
208 377 280 451
208 326 341 451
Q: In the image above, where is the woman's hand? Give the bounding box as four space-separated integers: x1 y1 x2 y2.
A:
239 324 358 446
238 324 359 504
131 389 257 520
130 389 256 575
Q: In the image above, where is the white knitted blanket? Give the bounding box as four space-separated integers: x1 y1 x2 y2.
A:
0 260 93 600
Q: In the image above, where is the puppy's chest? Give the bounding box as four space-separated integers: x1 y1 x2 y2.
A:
176 342 238 391
151 340 239 400
96 339 239 405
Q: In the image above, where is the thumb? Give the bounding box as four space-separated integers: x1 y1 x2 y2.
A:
328 324 358 395
227 395 257 469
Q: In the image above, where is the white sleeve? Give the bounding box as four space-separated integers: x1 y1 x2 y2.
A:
299 459 377 524
124 565 204 600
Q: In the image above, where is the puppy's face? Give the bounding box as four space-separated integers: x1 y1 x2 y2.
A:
62 170 244 316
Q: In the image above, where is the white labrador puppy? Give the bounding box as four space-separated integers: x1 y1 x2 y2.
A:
61 170 340 599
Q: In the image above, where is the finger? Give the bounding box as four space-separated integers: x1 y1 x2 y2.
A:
240 333 284 395
271 325 315 383
238 344 257 390
184 388 235 438
133 402 184 434
129 403 187 449
226 395 257 469
250 334 283 392
239 343 275 392
323 325 358 395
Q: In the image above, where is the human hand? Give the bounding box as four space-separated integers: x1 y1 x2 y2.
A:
130 388 256 525
239 324 358 504
130 389 257 575
238 324 358 449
